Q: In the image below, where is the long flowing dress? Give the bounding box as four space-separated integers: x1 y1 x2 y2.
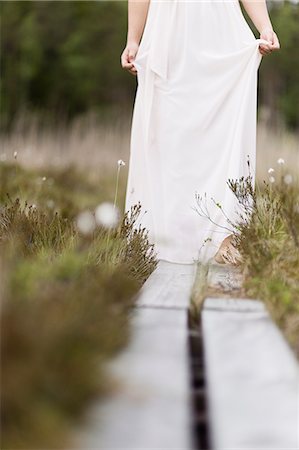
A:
125 0 267 264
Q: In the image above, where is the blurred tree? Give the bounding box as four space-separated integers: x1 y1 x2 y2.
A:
0 1 136 127
0 0 298 130
258 1 299 129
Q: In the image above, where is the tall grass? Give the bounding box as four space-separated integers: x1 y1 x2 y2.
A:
1 111 298 180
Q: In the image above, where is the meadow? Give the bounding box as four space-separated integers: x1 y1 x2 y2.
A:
1 113 298 448
0 153 157 449
1 0 298 447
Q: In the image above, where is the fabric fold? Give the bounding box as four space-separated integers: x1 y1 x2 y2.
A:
126 0 268 264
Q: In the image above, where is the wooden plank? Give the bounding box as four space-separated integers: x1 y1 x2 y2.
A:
207 262 243 292
72 263 195 449
202 297 299 450
137 259 197 309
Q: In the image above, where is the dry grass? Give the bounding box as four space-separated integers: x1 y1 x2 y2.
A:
256 113 299 181
0 112 131 176
1 111 298 181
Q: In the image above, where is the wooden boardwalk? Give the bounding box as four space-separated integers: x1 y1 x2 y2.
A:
73 260 299 450
202 297 299 450
73 260 197 449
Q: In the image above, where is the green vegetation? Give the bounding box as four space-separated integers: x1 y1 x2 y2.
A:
1 1 298 129
228 161 299 354
0 162 157 449
0 161 126 219
254 1 299 129
0 0 135 127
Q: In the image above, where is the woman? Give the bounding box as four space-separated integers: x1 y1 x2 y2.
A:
121 0 280 265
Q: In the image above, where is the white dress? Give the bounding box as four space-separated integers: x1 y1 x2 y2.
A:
125 0 267 264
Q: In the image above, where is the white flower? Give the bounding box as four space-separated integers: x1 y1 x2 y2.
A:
31 204 37 209
42 176 47 182
269 176 275 183
268 168 275 174
13 151 18 159
0 153 7 162
46 200 55 209
117 159 126 167
283 174 293 185
277 158 285 165
76 210 96 235
95 202 120 228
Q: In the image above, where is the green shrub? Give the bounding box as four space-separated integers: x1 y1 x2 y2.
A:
228 163 299 354
0 164 157 449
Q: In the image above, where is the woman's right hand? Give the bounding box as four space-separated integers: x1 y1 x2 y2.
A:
121 42 139 76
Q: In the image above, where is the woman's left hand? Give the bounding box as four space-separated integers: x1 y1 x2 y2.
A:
259 28 280 56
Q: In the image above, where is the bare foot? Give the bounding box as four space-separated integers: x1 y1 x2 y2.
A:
213 234 242 266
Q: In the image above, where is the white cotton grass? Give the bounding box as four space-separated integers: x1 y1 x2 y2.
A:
268 168 275 174
114 159 126 209
46 199 55 209
76 210 96 235
76 158 125 236
283 174 293 185
13 151 18 159
95 202 120 229
277 158 285 165
269 176 275 184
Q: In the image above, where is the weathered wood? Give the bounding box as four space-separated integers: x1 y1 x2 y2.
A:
202 296 299 450
72 261 196 449
137 259 197 309
207 262 243 292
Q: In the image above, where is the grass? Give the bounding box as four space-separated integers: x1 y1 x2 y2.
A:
192 158 299 356
1 114 298 446
0 161 124 220
0 161 157 449
228 160 299 355
1 110 298 181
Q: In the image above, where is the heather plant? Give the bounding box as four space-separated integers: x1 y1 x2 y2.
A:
0 163 157 449
0 162 122 219
195 158 299 354
1 246 139 449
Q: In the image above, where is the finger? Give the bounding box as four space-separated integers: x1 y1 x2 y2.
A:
120 53 125 67
259 42 271 50
128 50 136 63
269 33 275 45
259 48 269 56
122 61 135 70
263 31 274 45
273 36 280 50
120 49 130 67
128 68 137 76
130 63 138 73
262 42 272 51
260 48 271 56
